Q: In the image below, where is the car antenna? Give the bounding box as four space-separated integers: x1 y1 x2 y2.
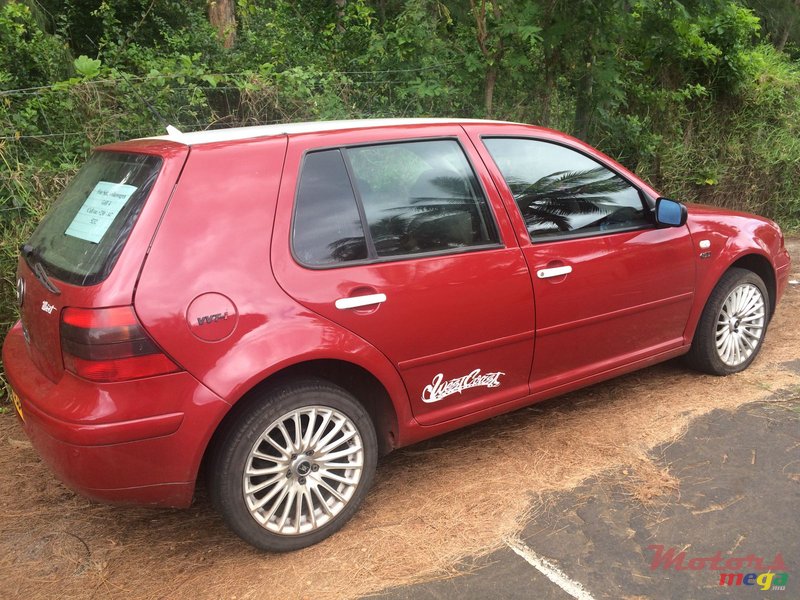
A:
84 35 182 137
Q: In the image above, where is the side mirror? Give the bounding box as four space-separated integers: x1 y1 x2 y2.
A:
655 197 687 227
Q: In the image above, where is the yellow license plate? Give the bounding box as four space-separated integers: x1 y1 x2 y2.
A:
9 389 23 421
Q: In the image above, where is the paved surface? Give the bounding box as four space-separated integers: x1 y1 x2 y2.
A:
376 393 799 599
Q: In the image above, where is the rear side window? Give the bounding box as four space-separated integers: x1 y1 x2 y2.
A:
483 138 649 240
293 139 499 267
26 151 162 286
292 150 368 266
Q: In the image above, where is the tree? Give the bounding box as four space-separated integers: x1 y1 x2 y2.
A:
208 0 236 48
746 0 800 53
469 0 505 117
334 0 347 32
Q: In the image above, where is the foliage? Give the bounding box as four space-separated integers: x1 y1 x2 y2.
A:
0 1 72 89
638 43 800 221
745 0 800 56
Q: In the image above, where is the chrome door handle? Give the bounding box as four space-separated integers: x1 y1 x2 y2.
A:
536 265 572 279
335 293 387 310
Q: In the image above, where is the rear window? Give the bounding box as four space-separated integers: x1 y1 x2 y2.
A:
26 151 162 286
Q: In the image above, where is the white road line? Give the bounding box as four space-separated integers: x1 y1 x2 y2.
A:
505 537 597 600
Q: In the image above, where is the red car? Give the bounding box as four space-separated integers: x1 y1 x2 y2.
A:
3 119 791 551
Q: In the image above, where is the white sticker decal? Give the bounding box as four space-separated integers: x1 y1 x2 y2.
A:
421 369 505 404
65 181 137 243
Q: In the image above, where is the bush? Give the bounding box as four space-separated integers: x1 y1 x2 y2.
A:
635 44 800 226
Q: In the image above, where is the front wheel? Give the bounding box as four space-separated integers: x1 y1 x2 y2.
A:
686 268 770 375
208 378 378 551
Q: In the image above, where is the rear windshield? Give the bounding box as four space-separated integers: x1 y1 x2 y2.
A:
26 151 162 286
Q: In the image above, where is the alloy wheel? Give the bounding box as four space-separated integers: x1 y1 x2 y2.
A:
714 283 766 367
242 406 364 536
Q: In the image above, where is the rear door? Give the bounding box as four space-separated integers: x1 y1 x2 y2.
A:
272 127 536 425
467 130 695 392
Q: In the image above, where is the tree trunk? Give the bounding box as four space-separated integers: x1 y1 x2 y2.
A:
539 0 559 126
377 0 386 27
208 0 236 48
573 49 594 139
540 48 558 127
485 66 498 118
470 0 504 117
777 27 789 52
335 0 347 33
777 0 800 52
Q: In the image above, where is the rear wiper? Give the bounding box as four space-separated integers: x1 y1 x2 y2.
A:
20 243 61 295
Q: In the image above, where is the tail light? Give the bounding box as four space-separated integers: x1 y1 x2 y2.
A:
60 306 180 382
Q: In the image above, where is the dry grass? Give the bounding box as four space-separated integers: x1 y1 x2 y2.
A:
0 248 798 599
620 455 681 505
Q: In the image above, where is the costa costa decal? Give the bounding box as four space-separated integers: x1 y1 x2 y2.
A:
422 369 505 403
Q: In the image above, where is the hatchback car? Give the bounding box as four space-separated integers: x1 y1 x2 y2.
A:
3 118 791 551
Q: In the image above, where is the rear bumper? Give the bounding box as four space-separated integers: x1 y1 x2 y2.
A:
3 322 230 507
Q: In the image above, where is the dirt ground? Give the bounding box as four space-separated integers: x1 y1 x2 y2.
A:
1 240 798 600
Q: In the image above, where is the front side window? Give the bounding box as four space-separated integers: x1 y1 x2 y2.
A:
293 139 499 267
483 138 649 241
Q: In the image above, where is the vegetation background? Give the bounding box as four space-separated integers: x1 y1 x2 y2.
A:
1 0 799 368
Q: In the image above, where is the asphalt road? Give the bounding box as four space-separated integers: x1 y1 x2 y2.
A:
376 390 800 600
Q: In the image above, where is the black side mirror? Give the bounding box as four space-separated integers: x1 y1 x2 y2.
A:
655 197 687 227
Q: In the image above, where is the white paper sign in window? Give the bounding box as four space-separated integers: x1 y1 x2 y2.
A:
65 181 137 243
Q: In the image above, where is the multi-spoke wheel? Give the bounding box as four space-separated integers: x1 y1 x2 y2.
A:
687 268 770 375
209 379 377 551
243 406 364 535
714 282 766 367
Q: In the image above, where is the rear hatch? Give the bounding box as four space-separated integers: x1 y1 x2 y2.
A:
18 147 184 382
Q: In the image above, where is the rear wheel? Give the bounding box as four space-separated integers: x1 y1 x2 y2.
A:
686 268 769 375
209 378 377 551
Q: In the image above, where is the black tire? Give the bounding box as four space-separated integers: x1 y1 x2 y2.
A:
686 268 770 376
208 378 378 551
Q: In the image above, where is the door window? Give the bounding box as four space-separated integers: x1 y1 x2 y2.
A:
292 140 499 267
293 149 368 266
348 140 498 257
483 138 649 241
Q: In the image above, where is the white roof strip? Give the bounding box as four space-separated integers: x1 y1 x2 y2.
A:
144 118 515 146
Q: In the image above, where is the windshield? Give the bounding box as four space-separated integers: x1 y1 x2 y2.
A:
25 151 162 286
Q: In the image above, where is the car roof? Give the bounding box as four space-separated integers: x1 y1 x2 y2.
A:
143 118 517 146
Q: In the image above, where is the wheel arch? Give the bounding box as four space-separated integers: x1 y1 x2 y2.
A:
728 253 777 318
200 358 401 486
686 244 778 343
241 359 399 455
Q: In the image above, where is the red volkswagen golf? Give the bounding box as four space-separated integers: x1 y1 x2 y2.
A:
3 119 791 551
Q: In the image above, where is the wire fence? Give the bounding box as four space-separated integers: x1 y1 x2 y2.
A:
0 61 473 144
0 61 465 97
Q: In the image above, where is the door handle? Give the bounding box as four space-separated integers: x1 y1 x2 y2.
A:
536 265 572 279
335 293 387 310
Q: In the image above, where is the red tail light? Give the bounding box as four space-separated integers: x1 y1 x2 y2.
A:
60 306 180 382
